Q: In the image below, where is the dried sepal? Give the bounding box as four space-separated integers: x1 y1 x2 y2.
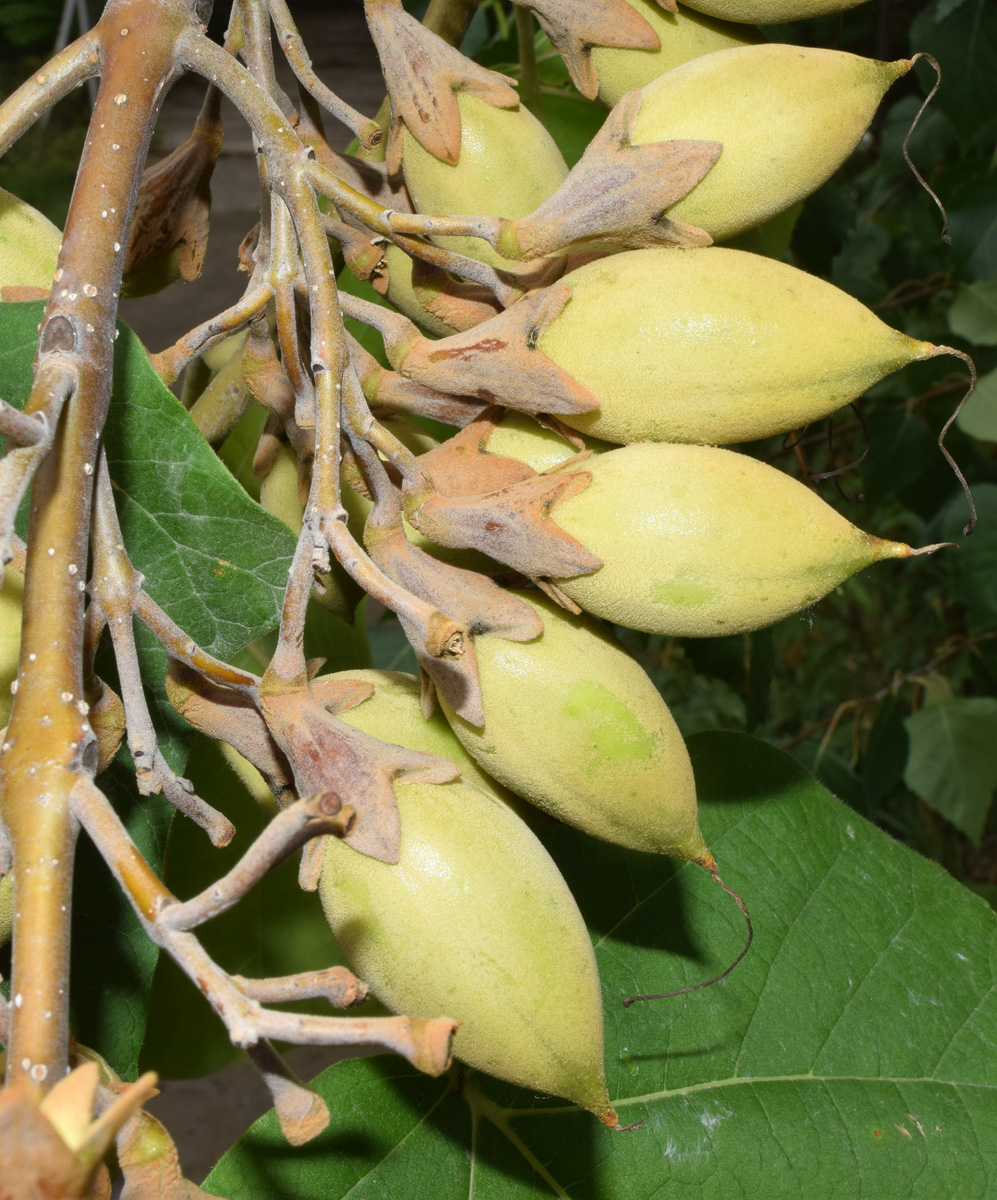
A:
164 662 371 810
497 91 719 259
258 669 460 863
351 335 487 427
407 408 537 497
392 285 599 416
86 677 126 774
512 0 661 100
402 257 504 332
116 1108 220 1199
404 467 603 580
365 0 518 168
0 1065 160 1200
365 520 542 723
122 90 223 298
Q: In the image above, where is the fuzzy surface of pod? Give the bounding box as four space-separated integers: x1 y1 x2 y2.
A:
682 0 869 22
0 873 11 947
329 668 517 804
0 564 24 728
538 247 937 446
400 92 568 267
484 412 613 472
0 186 61 297
260 445 363 622
381 244 463 338
551 442 915 636
319 775 616 1123
631 44 908 242
439 589 707 861
592 0 760 107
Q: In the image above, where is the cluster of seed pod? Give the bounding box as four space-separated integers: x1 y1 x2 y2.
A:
163 0 963 1129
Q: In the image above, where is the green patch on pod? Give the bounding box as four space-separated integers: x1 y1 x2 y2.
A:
592 1 760 108
551 443 916 637
440 590 707 862
0 186 60 297
683 0 869 22
319 776 615 1124
330 668 514 804
631 45 908 242
537 247 936 446
401 93 568 268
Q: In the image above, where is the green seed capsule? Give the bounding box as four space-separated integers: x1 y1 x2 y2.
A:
439 590 707 862
0 186 60 294
592 0 760 108
0 873 12 948
401 93 568 268
551 443 915 636
631 44 908 241
320 776 616 1124
0 565 24 729
330 668 514 803
536 247 936 446
484 412 612 472
683 0 869 23
381 244 463 338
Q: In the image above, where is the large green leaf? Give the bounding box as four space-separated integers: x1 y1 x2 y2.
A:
205 733 997 1198
69 760 176 1079
957 366 997 442
904 697 997 843
948 279 997 346
0 300 297 764
0 301 297 1075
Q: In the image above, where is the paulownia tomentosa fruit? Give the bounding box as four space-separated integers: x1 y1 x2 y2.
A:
437 589 708 863
630 44 909 241
319 773 617 1124
592 0 760 108
0 564 24 729
329 667 517 805
401 91 568 268
682 0 870 23
549 442 921 636
536 247 940 446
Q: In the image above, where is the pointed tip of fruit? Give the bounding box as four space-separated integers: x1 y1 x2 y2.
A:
888 57 914 82
874 539 954 562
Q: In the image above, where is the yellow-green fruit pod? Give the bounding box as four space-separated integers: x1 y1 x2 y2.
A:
382 244 462 338
401 93 568 268
319 777 615 1123
683 0 869 22
260 445 360 622
0 566 24 729
0 873 11 948
552 443 915 636
485 412 615 472
537 247 936 446
0 187 60 295
440 590 707 862
632 45 908 241
592 1 760 108
330 668 514 803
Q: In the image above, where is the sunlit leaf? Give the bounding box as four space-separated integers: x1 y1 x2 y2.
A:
206 734 997 1199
